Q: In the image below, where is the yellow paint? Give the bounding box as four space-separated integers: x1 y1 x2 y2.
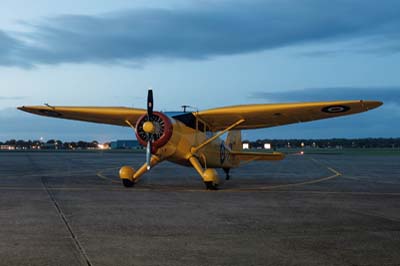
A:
119 166 135 180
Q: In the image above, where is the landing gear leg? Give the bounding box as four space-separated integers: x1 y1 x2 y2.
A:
119 155 161 187
188 156 220 190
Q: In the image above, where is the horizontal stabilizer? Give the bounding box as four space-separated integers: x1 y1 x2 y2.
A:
231 151 285 162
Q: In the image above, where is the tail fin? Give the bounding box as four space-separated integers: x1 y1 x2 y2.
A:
226 130 242 151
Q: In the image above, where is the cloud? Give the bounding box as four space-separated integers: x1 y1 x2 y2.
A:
0 0 400 67
250 87 400 105
0 96 26 101
0 31 21 66
0 107 132 141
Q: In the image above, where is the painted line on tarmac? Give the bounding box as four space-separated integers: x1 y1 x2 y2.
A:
255 166 341 190
97 168 121 184
94 157 343 192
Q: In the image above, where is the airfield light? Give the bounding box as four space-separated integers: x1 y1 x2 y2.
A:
300 151 304 155
98 143 109 150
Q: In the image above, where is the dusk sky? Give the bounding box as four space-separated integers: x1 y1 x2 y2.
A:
1 0 399 141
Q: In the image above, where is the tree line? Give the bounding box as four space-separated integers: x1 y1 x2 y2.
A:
245 138 400 149
0 139 101 150
1 138 400 150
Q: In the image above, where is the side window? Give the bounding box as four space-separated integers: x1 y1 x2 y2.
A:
205 126 213 138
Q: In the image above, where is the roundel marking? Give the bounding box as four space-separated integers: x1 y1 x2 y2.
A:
321 105 350 114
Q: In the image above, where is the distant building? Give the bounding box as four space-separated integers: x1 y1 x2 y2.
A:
264 143 271 150
110 140 141 149
243 142 250 150
0 145 15 150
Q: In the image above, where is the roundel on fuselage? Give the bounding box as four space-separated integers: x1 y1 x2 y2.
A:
220 141 230 165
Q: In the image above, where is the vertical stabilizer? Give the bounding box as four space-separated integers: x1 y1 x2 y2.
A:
226 130 242 151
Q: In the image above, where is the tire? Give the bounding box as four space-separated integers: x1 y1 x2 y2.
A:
122 179 135 188
204 181 218 190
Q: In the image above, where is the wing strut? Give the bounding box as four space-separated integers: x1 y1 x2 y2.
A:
125 119 136 131
191 118 245 154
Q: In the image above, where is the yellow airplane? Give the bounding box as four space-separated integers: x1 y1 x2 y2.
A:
18 90 382 189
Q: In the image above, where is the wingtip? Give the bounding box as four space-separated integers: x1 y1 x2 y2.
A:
362 100 383 110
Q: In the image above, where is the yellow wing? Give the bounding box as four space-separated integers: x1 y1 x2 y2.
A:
18 106 146 126
196 100 382 131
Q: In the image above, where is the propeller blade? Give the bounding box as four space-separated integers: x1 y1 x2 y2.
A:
147 89 153 117
146 89 153 170
146 141 151 170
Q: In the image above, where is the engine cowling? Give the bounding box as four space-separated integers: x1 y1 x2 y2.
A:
135 111 173 153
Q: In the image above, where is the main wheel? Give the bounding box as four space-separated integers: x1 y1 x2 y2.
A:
119 166 135 188
203 169 220 190
204 181 218 190
122 178 135 188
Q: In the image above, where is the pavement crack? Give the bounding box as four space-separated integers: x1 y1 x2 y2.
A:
41 177 93 266
27 155 93 266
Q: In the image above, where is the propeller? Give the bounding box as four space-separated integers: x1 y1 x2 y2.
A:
135 89 173 171
144 89 154 170
147 89 153 116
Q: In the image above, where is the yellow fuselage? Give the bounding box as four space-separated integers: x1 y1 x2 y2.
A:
154 118 238 169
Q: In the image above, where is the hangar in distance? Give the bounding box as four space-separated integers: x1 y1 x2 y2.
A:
18 90 382 189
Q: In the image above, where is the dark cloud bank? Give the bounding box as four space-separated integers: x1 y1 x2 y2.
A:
0 0 400 67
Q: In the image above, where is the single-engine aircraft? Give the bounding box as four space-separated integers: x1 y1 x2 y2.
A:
18 90 382 189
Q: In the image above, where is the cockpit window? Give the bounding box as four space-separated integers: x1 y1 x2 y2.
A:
171 112 196 129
